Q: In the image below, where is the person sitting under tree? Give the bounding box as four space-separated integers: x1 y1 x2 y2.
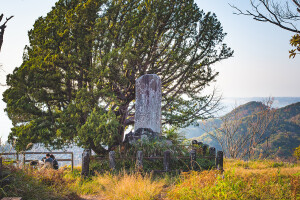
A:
42 153 54 169
50 154 59 170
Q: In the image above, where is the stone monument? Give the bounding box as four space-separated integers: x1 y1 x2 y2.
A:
134 74 162 138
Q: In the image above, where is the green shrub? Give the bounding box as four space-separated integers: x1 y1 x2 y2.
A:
294 145 300 160
272 162 284 168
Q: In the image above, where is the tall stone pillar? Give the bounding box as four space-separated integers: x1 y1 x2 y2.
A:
135 74 162 135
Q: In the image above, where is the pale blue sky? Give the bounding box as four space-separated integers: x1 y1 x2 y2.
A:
0 0 299 141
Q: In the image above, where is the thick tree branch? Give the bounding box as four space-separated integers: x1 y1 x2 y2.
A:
0 14 14 52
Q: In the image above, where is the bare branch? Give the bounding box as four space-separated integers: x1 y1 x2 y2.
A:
230 0 300 34
205 98 278 159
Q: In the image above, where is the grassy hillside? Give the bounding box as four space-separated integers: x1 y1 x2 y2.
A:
1 159 299 199
191 102 300 159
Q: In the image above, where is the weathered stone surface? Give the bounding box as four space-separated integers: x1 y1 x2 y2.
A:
135 74 162 135
135 128 159 139
81 149 90 177
163 150 171 172
189 150 196 170
109 151 116 170
216 151 224 171
136 151 143 170
202 144 208 155
209 147 216 157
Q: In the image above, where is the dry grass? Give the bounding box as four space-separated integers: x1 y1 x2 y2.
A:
62 168 166 200
2 159 299 200
0 165 79 200
94 172 165 200
167 159 300 200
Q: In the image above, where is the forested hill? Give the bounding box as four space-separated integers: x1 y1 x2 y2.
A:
190 101 300 159
223 101 266 118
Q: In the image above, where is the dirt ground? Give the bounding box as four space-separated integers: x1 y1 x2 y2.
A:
80 195 106 200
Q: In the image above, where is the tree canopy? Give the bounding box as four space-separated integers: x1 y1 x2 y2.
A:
3 0 233 154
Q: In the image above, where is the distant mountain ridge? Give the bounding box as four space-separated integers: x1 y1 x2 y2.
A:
189 101 300 159
220 97 300 115
184 97 300 139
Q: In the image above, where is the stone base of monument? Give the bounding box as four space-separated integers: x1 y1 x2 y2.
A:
124 128 172 146
125 128 159 144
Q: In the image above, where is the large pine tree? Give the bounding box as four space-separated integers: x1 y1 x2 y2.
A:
4 0 233 154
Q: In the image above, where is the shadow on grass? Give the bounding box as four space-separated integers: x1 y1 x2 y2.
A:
0 166 82 200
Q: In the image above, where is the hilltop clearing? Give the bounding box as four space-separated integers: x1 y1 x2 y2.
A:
0 159 299 199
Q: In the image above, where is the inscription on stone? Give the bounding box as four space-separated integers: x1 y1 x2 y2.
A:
135 74 162 135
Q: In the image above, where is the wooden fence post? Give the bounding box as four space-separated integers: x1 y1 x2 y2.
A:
189 150 196 170
136 151 143 171
216 151 224 171
163 150 171 172
23 153 25 168
71 152 74 171
81 149 90 177
0 156 2 178
202 144 208 155
109 151 116 170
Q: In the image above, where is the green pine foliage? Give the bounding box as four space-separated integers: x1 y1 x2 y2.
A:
3 0 233 154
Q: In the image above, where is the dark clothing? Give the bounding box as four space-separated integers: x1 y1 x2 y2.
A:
44 157 54 163
53 159 59 170
30 160 38 166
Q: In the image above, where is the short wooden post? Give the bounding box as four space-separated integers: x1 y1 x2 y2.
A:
202 144 208 155
189 150 196 170
81 149 90 177
209 147 216 160
0 156 2 178
216 151 224 171
23 153 25 168
136 151 143 171
71 152 74 171
163 150 171 172
109 151 116 170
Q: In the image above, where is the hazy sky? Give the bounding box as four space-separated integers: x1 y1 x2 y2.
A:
0 0 299 141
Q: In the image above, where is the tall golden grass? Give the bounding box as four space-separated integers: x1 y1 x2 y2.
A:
25 167 166 200
93 172 165 200
167 159 300 200
1 159 299 200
